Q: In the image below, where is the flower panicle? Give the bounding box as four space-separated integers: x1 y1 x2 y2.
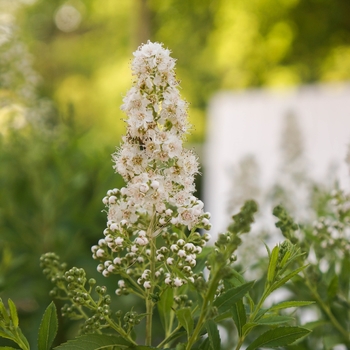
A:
92 41 211 292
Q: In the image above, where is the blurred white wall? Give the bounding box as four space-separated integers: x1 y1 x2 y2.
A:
204 83 350 235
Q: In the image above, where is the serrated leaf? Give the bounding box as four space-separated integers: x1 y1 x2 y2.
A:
16 328 30 350
0 301 10 324
270 265 307 293
267 246 279 283
7 300 18 328
231 300 246 337
256 315 294 325
38 302 58 350
53 334 132 350
158 287 174 331
245 326 311 350
269 301 314 312
205 319 220 350
327 275 339 301
213 281 254 312
176 308 193 337
263 242 271 259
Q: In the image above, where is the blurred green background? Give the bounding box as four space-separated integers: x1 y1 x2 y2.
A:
1 0 350 346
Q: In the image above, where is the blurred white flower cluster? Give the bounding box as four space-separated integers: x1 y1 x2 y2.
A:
92 41 211 291
0 0 53 133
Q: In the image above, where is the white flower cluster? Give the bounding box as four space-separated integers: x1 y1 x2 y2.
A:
109 41 210 231
312 190 350 250
92 41 211 292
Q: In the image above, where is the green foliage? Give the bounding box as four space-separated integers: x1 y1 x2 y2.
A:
0 299 59 350
38 302 58 350
35 201 313 350
271 192 350 349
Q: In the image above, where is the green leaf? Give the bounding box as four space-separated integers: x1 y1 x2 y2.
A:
0 300 10 324
327 275 339 301
270 265 307 293
53 334 132 350
176 308 193 337
256 315 294 326
197 338 209 350
269 301 315 312
231 300 246 337
242 322 258 336
7 300 18 328
267 245 279 283
0 329 13 340
245 326 311 350
213 281 254 312
158 287 174 331
0 347 18 350
205 319 220 350
302 320 329 330
214 310 231 322
38 302 58 350
160 331 187 348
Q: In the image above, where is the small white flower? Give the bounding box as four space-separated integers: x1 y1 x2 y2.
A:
135 236 149 246
113 257 122 264
109 195 117 204
139 183 149 193
102 270 109 277
115 288 122 295
178 249 186 258
96 249 105 258
143 281 151 289
177 239 185 246
110 223 118 231
115 237 124 246
165 277 172 285
165 209 173 215
170 244 179 252
151 180 159 189
108 264 116 273
138 230 146 237
157 254 164 261
98 239 106 246
171 217 178 225
131 245 139 253
174 277 183 287
118 280 126 288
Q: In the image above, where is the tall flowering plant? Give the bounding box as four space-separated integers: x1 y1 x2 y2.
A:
1 42 312 350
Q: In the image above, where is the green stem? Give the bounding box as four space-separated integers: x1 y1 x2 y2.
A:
304 275 349 340
185 271 221 350
157 324 182 348
146 214 157 346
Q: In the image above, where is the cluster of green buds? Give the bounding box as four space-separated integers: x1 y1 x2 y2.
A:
206 201 258 276
40 253 130 336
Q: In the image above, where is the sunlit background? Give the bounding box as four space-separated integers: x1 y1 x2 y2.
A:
1 0 350 346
